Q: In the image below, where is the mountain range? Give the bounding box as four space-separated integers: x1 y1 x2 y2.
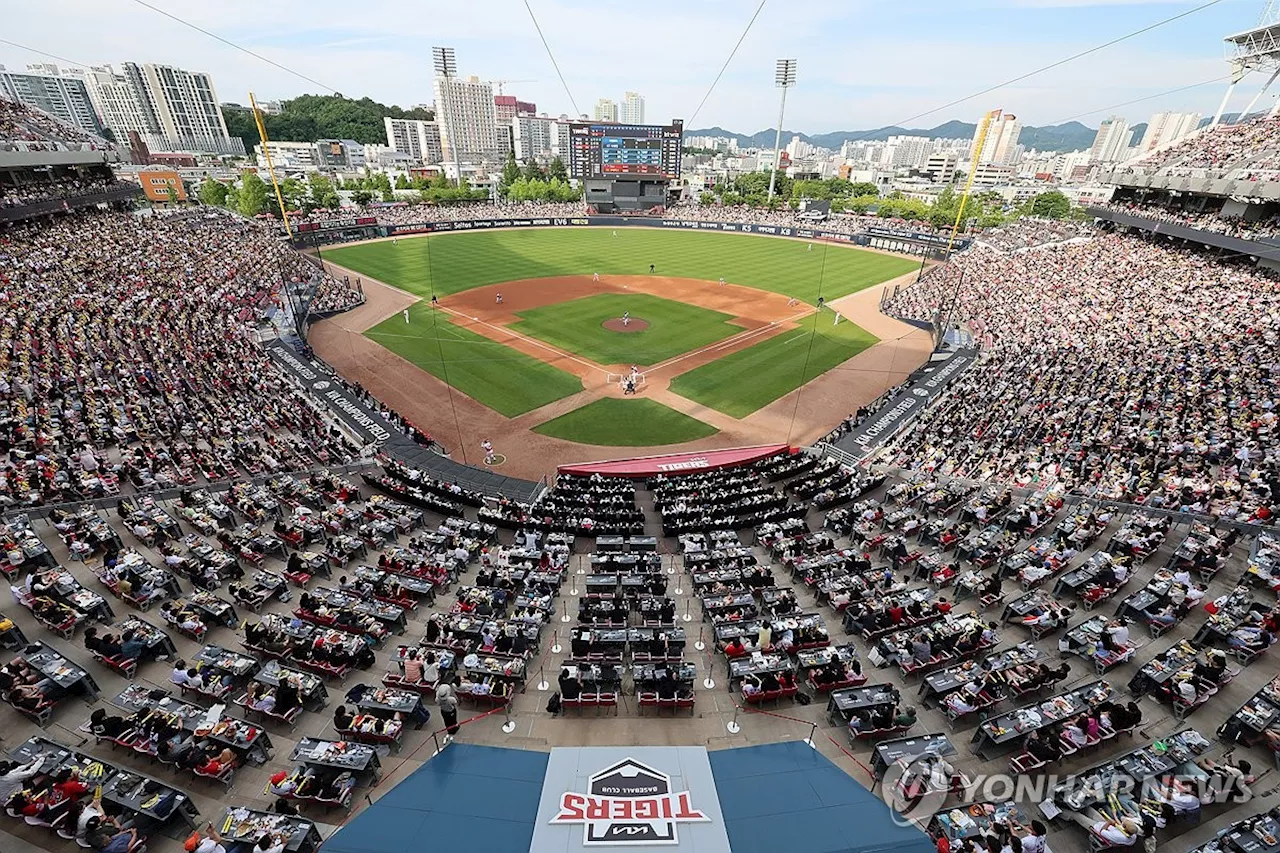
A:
685 120 1150 154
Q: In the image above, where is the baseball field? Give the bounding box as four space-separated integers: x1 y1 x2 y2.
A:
315 226 928 471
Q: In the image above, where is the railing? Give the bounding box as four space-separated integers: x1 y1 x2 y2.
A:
728 703 876 782
0 183 140 224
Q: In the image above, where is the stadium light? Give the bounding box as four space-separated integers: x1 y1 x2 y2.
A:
767 59 797 203
432 46 460 185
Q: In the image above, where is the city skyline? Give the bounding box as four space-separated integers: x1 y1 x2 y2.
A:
0 0 1264 135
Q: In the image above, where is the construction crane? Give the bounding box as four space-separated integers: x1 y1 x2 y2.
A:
488 79 536 95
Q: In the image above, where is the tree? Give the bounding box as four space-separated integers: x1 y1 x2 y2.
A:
698 192 715 206
521 160 544 181
1027 190 1072 220
238 172 269 217
848 182 879 198
220 94 436 152
278 177 308 212
547 156 568 182
351 188 373 205
198 178 229 207
500 151 520 196
308 173 340 209
394 174 410 190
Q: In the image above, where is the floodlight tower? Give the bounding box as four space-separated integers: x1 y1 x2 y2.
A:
432 46 460 182
1215 1 1280 125
766 59 797 203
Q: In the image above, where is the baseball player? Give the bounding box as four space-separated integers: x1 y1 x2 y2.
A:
403 308 410 323
495 292 503 304
593 272 600 282
481 439 495 465
719 276 725 286
649 264 655 274
622 311 630 327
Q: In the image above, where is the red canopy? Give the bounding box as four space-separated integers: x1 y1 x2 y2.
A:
557 444 791 478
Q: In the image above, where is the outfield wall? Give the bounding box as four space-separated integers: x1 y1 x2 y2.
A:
292 214 964 258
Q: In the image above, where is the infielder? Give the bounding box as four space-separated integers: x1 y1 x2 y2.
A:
593 272 600 282
495 292 503 304
481 439 496 465
403 308 410 323
719 277 725 286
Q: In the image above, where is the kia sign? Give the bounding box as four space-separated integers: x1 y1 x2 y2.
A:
552 758 709 845
531 748 730 853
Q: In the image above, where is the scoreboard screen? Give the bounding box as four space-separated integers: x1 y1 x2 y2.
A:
568 119 683 180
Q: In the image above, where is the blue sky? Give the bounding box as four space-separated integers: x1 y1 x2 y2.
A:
1 0 1268 133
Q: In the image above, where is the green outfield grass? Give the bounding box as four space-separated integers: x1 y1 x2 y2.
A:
364 303 581 417
532 398 718 446
509 293 739 366
668 311 880 418
322 227 916 304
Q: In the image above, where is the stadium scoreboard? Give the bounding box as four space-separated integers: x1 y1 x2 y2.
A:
568 119 683 180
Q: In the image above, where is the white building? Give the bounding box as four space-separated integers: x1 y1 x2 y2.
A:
513 113 563 161
785 135 815 160
0 68 105 137
383 117 442 164
255 140 316 170
80 62 243 155
925 153 959 184
1089 116 1132 163
593 99 617 122
432 74 502 167
1141 111 1201 155
619 91 644 124
974 113 1021 165
885 135 934 169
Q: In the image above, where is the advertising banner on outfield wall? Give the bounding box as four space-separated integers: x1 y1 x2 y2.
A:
833 347 978 461
383 216 951 248
264 341 397 447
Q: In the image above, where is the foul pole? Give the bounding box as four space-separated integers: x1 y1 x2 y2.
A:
250 91 293 239
945 108 998 259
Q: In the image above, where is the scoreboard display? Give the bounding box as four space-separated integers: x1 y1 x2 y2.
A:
568 119 683 180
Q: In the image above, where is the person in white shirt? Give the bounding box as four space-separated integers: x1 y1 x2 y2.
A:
0 756 42 804
1107 621 1130 647
170 661 191 686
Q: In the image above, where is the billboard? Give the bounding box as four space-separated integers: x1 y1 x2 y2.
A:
530 747 730 853
568 120 684 180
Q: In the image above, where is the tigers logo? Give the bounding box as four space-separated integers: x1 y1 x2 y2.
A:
552 758 709 846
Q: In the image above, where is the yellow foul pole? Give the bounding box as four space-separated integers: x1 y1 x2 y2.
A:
250 91 293 239
946 108 999 256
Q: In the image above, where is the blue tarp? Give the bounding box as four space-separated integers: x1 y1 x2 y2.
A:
707 742 937 853
319 744 549 853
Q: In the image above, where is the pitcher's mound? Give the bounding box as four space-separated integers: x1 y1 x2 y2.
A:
602 318 649 333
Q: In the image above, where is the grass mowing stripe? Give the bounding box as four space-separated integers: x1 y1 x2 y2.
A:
322 228 916 304
364 304 581 417
668 313 879 418
509 293 741 366
532 398 718 446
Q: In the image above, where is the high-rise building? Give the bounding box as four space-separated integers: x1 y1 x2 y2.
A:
431 74 502 165
1142 111 1201 155
513 114 561 161
315 139 366 170
0 68 104 137
593 98 617 122
973 113 1021 165
886 135 934 169
619 91 645 124
383 117 443 164
494 95 518 126
1089 116 1132 163
80 62 243 155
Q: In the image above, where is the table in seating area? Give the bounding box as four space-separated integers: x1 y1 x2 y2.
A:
1189 807 1280 853
112 684 274 766
288 736 381 783
216 807 321 853
1046 728 1211 816
253 659 329 710
826 683 900 727
970 679 1112 759
927 801 1030 847
11 735 200 835
1217 675 1280 762
727 652 793 687
917 643 1043 703
872 732 956 778
21 641 100 701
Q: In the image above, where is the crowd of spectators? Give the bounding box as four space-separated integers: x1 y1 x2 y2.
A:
0 173 130 210
0 96 114 152
972 218 1091 252
1095 200 1280 242
882 226 1280 523
1122 116 1280 178
0 209 367 507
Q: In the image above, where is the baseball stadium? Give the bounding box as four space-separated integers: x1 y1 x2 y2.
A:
3 3 1280 853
